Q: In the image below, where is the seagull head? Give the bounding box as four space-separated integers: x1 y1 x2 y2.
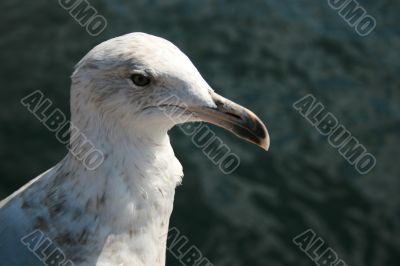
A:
71 33 269 150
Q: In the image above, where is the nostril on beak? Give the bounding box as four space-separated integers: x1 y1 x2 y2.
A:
213 98 224 108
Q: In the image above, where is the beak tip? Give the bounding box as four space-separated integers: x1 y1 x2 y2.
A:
259 133 270 151
261 143 269 151
253 117 269 151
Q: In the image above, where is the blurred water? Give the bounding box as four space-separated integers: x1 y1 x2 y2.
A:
0 0 399 265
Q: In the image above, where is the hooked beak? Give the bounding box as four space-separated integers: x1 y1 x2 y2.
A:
188 91 270 151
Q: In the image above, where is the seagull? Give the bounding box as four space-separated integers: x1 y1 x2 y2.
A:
0 33 269 266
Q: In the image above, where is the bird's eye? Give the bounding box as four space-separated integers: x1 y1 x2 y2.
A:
131 74 151 87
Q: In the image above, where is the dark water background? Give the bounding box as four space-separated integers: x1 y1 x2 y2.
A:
0 0 399 265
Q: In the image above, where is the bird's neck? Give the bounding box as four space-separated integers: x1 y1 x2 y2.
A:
45 115 183 265
62 125 183 210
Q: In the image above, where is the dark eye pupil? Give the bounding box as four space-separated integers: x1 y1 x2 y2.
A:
131 74 150 86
